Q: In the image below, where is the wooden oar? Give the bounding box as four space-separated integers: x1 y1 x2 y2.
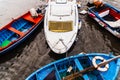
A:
63 55 120 80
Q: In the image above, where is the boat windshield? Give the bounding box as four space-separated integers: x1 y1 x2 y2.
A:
49 21 73 32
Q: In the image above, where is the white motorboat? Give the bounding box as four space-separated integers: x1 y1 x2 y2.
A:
44 0 81 54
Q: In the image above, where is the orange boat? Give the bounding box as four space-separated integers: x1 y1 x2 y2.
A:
0 11 44 54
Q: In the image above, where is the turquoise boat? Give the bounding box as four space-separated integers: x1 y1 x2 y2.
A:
26 53 120 80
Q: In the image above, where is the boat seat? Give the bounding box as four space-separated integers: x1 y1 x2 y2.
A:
74 59 89 80
104 19 120 28
98 10 110 18
8 27 24 37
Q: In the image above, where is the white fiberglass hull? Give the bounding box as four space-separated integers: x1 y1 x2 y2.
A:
44 0 80 54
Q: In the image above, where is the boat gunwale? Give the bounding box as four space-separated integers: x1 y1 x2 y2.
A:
0 11 44 54
26 53 120 80
88 3 120 38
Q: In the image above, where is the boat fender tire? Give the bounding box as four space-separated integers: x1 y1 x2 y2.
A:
92 56 109 72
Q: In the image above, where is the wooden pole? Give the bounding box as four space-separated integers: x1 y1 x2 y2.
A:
63 55 120 80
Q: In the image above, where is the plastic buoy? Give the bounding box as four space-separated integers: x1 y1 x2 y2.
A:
92 56 109 72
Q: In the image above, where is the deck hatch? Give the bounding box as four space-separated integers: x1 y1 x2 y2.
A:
49 21 73 32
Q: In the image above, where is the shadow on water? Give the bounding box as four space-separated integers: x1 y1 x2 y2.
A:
48 39 78 60
0 22 44 63
48 51 66 60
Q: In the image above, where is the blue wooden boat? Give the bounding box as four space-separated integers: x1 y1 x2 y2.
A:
88 3 120 38
0 11 44 54
26 53 120 80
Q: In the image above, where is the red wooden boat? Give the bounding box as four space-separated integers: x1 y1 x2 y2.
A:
0 11 44 54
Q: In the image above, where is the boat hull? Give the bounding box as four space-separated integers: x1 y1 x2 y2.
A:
26 53 120 80
44 0 80 54
88 3 120 38
0 12 44 54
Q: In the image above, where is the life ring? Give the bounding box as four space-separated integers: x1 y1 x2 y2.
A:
92 56 109 72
